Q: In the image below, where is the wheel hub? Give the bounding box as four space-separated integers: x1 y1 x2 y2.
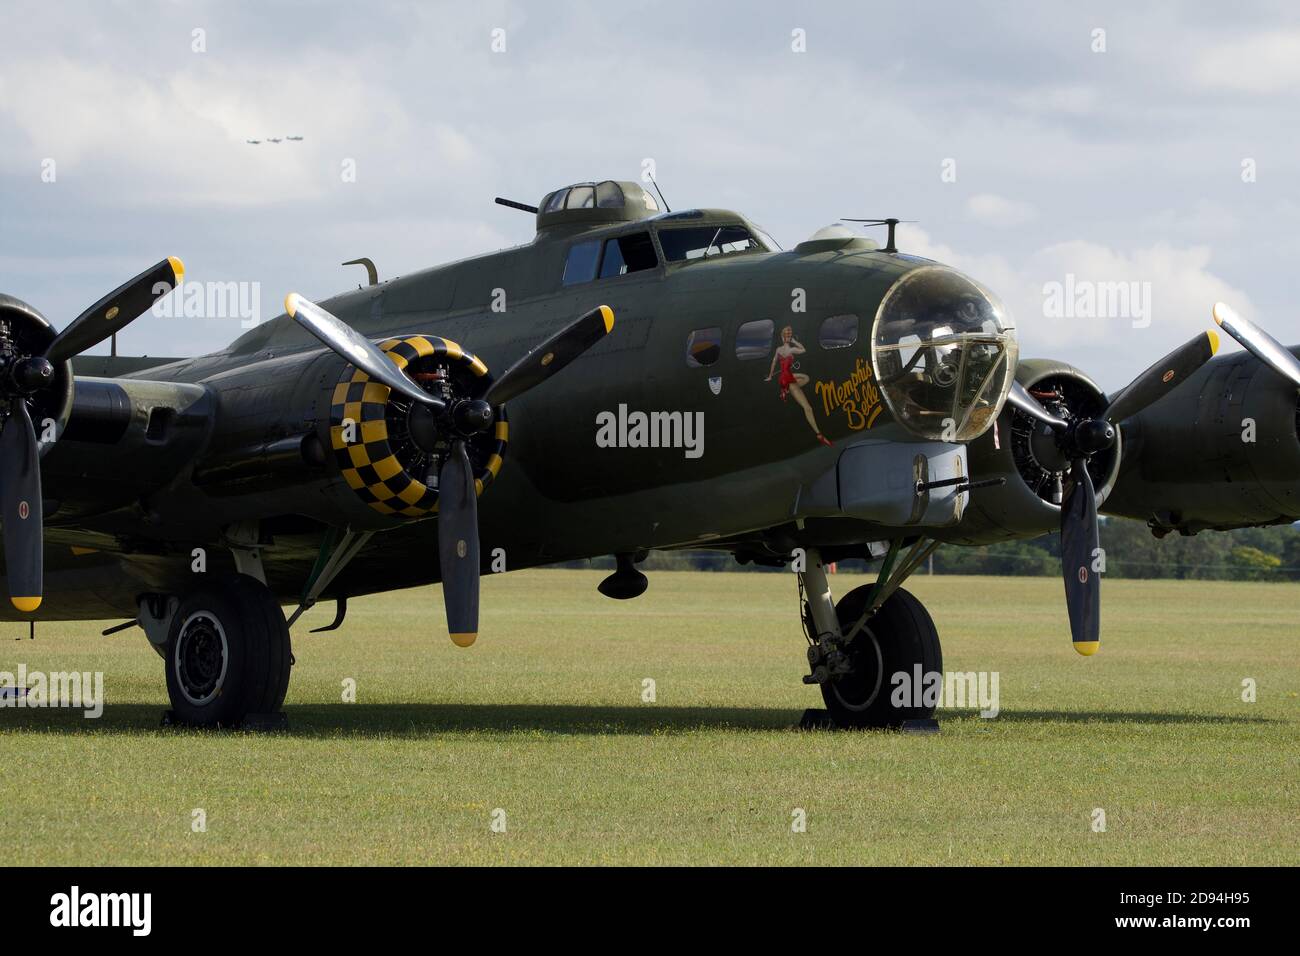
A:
827 628 885 712
174 612 228 706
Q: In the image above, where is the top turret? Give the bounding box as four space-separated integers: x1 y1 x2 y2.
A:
536 181 661 234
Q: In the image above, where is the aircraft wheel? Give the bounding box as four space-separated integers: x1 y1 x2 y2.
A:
820 585 941 729
164 574 291 727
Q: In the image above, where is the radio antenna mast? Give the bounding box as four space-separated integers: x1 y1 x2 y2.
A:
646 174 671 213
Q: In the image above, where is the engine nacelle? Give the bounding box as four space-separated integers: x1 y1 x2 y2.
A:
1103 350 1300 533
43 376 214 521
323 333 508 522
941 358 1121 545
0 295 74 450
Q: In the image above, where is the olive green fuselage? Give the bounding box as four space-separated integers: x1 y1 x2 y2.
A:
26 212 942 619
13 206 1299 622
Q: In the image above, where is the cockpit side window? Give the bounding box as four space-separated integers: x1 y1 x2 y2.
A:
658 225 763 262
599 232 657 278
562 240 601 285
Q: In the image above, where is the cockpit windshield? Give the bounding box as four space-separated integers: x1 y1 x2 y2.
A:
658 225 765 262
870 266 1017 442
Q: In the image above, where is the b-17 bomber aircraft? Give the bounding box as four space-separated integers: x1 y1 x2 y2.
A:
2 179 1298 728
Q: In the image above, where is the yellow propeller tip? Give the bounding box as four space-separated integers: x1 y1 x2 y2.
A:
1211 301 1230 327
284 293 300 318
598 305 614 334
449 632 477 648
11 597 41 613
1073 640 1100 656
167 256 185 283
1206 329 1220 355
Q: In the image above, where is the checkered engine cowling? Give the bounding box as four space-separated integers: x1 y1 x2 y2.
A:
327 334 508 519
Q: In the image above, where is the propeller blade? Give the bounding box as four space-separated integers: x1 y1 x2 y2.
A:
1212 301 1300 390
284 294 445 411
44 257 184 364
1102 330 1220 424
1007 380 1068 431
437 440 480 646
1060 458 1100 656
0 404 44 612
484 305 614 407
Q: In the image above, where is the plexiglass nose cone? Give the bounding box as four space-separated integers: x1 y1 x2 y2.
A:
870 266 1018 442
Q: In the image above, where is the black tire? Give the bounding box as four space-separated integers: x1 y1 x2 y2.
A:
164 574 291 727
820 585 942 729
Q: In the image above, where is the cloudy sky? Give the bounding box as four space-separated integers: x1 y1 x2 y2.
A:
2 0 1297 389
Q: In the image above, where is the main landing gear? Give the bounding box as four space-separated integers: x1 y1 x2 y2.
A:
134 526 372 728
161 574 292 728
797 542 942 729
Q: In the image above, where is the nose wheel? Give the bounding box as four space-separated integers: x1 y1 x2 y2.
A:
817 585 941 728
797 546 942 729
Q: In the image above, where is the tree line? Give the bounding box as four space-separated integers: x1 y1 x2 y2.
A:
571 519 1300 581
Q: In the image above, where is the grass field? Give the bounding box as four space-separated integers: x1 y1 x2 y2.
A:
1 570 1296 866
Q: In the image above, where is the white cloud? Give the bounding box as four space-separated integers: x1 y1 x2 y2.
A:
899 225 1254 389
1030 240 1251 344
1010 84 1099 116
430 125 478 168
966 193 1037 227
1193 31 1300 93
0 53 480 206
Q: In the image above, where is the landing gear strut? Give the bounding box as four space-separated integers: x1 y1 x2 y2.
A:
797 545 943 729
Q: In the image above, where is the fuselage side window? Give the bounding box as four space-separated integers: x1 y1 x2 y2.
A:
562 240 601 286
819 313 859 349
736 319 774 360
686 327 722 367
599 232 657 278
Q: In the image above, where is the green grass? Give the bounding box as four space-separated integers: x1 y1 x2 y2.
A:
1 571 1296 865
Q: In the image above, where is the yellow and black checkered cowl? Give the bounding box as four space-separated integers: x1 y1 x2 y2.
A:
328 335 508 518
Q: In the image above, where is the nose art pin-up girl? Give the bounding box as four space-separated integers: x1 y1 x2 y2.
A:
766 325 832 447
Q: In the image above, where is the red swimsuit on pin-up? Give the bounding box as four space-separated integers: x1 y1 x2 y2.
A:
778 353 797 399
